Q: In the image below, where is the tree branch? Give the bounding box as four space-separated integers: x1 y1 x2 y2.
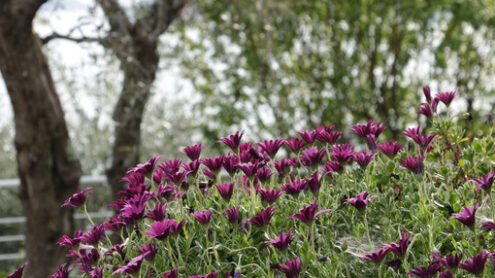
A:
142 0 187 37
96 0 131 36
41 32 104 45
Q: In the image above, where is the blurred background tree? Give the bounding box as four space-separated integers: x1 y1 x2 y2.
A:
174 0 495 143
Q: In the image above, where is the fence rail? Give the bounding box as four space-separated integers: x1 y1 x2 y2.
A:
0 176 110 262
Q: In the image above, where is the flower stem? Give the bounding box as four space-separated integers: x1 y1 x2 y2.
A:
81 204 95 226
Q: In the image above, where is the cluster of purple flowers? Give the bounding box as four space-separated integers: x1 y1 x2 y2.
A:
10 85 495 277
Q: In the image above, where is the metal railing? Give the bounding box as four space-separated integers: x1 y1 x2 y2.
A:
0 176 112 261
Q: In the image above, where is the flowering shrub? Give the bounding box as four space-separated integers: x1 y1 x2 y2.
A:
9 87 495 277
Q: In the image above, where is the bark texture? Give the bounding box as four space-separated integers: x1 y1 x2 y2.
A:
0 1 82 277
96 0 186 197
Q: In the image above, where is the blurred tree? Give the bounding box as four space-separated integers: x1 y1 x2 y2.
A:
0 0 82 276
43 0 187 196
175 0 495 141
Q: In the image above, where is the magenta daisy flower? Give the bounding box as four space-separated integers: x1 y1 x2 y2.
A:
258 188 283 203
451 202 479 227
377 140 402 156
435 91 456 106
182 143 202 161
247 206 277 227
218 131 244 152
283 137 306 152
279 258 301 278
384 231 413 256
360 248 389 263
193 210 212 225
288 200 332 224
459 251 488 275
265 231 293 250
61 187 93 208
344 191 374 210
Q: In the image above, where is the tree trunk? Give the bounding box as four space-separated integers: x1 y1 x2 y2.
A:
0 2 82 277
106 39 159 197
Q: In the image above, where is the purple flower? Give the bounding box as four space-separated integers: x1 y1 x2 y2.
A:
164 171 187 184
414 134 437 148
352 151 377 167
69 248 99 273
423 86 432 103
158 159 183 174
145 203 167 221
121 172 145 187
317 130 342 144
284 137 306 152
307 171 321 194
256 166 272 182
366 134 377 151
279 258 301 278
61 187 93 208
459 251 488 275
202 155 225 173
7 261 28 278
417 102 434 118
237 162 262 177
432 252 462 269
288 200 332 224
257 139 284 157
156 185 178 200
103 216 125 232
138 242 157 261
188 270 219 278
360 248 389 263
322 160 343 174
451 202 479 227
89 267 103 278
274 159 291 176
193 210 212 224
435 92 456 106
218 131 244 151
265 231 293 250
406 262 442 277
280 179 307 196
57 230 83 247
297 129 320 144
222 154 240 174
163 268 178 278
145 219 185 240
470 171 495 192
403 126 422 140
384 232 413 256
330 143 354 163
401 155 424 174
258 188 283 203
248 206 276 227
481 221 495 230
216 183 234 200
127 155 163 175
377 140 402 156
351 120 386 139
439 271 453 278
79 224 105 245
48 263 73 278
182 143 202 161
225 206 239 223
112 254 146 275
120 193 151 224
344 191 374 210
300 146 325 167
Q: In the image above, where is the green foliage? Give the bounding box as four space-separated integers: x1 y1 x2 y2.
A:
171 0 495 141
